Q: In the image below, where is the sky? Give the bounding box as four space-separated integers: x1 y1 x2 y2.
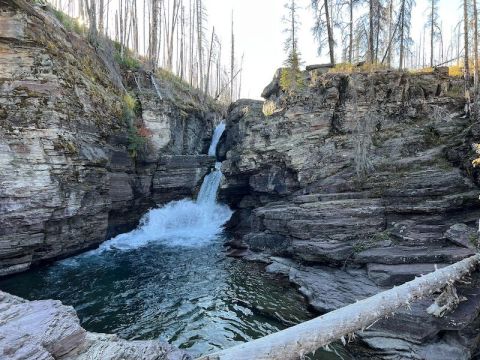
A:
203 0 461 99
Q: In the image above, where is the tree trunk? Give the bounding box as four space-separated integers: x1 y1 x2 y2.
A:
368 0 374 63
465 0 471 113
197 254 480 360
85 0 98 45
430 0 434 67
324 0 335 65
474 0 479 95
167 0 180 71
386 0 393 67
399 0 405 70
196 0 204 90
150 0 159 68
205 26 215 96
98 0 104 35
230 10 234 102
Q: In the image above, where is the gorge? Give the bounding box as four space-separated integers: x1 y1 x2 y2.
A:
1 1 480 360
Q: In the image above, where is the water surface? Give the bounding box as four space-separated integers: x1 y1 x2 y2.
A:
0 237 347 359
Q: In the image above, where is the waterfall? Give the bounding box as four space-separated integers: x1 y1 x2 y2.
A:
94 123 231 252
197 162 223 205
208 121 225 156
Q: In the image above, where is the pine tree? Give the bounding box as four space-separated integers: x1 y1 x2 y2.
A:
281 0 303 93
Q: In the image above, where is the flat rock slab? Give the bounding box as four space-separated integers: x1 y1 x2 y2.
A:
266 258 380 313
290 240 354 264
367 263 449 286
355 246 475 265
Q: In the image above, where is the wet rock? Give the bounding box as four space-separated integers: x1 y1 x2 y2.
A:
152 155 215 203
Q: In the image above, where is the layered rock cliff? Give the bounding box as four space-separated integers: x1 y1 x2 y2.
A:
220 68 480 358
0 2 218 276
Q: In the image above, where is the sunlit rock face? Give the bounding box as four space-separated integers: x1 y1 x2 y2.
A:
220 69 480 358
0 2 217 276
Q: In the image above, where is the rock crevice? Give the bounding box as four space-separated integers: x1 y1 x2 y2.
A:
221 68 480 358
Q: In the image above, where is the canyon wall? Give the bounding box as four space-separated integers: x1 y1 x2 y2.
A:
220 68 480 358
0 2 217 276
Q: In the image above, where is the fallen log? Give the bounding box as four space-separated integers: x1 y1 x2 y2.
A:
197 254 480 360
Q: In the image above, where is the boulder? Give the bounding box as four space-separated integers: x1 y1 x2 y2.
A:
261 68 282 99
445 223 478 250
0 291 191 360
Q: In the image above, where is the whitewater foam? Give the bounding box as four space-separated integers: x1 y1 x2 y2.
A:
97 200 232 251
90 121 232 253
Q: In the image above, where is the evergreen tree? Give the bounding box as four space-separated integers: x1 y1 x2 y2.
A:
281 0 303 93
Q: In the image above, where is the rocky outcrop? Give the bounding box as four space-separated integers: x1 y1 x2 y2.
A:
0 290 190 360
0 2 217 275
220 69 480 357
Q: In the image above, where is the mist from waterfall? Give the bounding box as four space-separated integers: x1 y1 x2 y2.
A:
95 122 231 252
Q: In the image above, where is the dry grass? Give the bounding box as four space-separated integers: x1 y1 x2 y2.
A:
328 62 389 74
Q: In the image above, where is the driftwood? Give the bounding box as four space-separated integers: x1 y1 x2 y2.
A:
197 254 480 360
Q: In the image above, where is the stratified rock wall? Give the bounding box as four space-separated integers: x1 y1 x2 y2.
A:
220 69 480 358
0 2 217 276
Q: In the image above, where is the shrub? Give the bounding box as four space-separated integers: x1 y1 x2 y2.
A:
50 8 85 35
128 125 147 159
280 49 304 93
262 101 276 117
156 68 194 93
449 65 463 77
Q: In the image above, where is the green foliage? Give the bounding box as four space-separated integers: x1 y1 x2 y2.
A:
114 52 141 70
128 126 146 159
156 68 194 93
120 93 146 159
112 41 141 70
50 7 85 35
280 50 304 93
121 93 137 123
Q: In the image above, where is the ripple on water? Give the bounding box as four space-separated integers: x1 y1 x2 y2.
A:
0 237 350 359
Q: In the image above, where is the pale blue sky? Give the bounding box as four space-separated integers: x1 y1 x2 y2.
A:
204 0 461 99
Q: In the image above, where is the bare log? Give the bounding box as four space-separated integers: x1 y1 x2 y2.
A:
197 254 480 360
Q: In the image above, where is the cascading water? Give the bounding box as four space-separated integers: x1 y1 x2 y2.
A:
0 121 348 360
96 122 231 251
208 121 225 156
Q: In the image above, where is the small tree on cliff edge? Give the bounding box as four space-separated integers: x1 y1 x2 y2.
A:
281 0 304 93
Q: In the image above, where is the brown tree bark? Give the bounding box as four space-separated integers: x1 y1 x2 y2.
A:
324 0 335 65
